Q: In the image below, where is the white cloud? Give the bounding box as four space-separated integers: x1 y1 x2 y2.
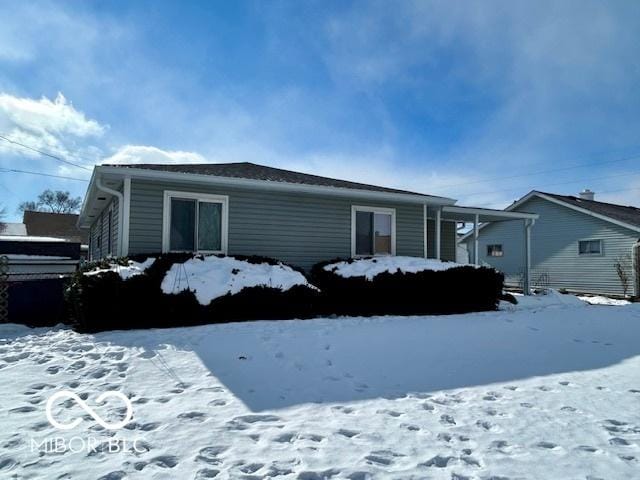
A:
0 92 106 168
103 145 207 165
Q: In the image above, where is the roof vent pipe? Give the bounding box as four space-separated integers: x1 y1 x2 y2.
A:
579 189 595 201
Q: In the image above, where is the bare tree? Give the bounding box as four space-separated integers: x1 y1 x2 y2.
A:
18 189 82 214
614 253 632 297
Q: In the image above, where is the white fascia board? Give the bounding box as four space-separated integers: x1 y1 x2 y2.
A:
93 165 457 207
77 168 99 228
443 205 539 220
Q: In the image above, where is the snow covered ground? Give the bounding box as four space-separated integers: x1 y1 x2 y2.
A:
1 297 640 479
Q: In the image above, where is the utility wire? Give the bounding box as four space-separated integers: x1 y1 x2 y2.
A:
432 153 640 191
462 169 640 198
0 133 92 171
0 167 89 182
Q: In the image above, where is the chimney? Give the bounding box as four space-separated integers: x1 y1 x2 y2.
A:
579 189 595 201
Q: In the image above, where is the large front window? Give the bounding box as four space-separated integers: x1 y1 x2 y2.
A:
352 206 395 256
163 191 228 253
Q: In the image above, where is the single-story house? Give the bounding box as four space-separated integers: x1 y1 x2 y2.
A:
461 190 640 297
78 162 538 290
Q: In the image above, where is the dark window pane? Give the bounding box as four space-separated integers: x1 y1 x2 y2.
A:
373 213 392 254
170 198 196 251
355 211 373 255
198 202 222 251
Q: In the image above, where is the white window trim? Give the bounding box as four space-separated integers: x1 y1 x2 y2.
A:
578 238 603 256
351 205 397 257
162 190 229 254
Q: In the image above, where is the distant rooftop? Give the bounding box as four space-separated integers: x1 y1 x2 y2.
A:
538 191 640 229
22 210 89 244
0 222 27 236
104 162 449 200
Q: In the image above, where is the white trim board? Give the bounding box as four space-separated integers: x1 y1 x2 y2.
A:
351 205 397 257
162 190 229 254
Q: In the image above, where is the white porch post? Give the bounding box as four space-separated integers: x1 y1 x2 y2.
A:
423 204 428 258
473 213 480 265
523 218 534 295
435 207 441 260
121 177 131 257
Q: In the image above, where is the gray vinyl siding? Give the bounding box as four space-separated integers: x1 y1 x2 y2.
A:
127 179 453 270
426 220 456 262
466 196 639 296
88 198 119 260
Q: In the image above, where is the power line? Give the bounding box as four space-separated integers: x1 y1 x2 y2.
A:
462 169 640 199
433 153 640 191
0 168 89 182
0 133 92 171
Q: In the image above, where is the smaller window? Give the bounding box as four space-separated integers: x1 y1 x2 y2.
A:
487 244 503 257
579 239 602 255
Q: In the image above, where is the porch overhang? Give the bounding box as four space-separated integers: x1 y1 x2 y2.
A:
442 205 539 224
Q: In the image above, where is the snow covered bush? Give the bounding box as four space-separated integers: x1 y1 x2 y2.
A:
66 254 319 332
311 256 504 316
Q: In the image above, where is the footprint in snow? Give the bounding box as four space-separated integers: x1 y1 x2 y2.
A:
196 446 229 465
576 445 599 453
234 414 280 424
376 409 403 417
297 469 341 480
274 432 296 443
420 455 455 468
238 462 264 474
336 429 359 438
609 437 631 446
560 406 577 412
536 441 559 450
195 468 220 479
440 415 456 425
149 455 179 468
177 412 207 422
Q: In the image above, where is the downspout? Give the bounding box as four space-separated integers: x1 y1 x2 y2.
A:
96 175 125 257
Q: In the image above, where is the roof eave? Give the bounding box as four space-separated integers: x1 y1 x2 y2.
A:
90 165 457 207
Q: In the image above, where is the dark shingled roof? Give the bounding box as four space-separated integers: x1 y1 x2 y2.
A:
104 162 446 199
22 210 89 244
538 191 640 230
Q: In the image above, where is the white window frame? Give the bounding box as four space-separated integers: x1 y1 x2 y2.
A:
351 205 396 257
162 190 229 254
578 238 603 256
487 244 503 257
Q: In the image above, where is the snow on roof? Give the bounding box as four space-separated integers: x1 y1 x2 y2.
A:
323 256 475 280
0 223 27 236
0 235 70 242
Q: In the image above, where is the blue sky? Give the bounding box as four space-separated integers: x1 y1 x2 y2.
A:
1 0 639 222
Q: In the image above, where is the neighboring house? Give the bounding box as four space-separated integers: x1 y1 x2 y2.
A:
23 210 89 258
0 222 27 236
462 190 640 297
78 162 538 287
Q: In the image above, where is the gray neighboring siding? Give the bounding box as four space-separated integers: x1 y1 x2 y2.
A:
128 179 447 270
88 198 119 260
466 196 639 296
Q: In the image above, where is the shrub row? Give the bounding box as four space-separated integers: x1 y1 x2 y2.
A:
65 254 504 332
